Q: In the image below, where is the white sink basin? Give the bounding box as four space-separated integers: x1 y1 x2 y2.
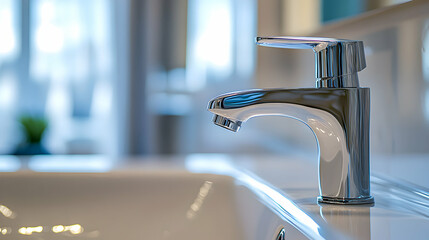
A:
2 154 428 239
0 171 311 240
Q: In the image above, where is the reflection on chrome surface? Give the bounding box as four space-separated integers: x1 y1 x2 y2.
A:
208 37 373 205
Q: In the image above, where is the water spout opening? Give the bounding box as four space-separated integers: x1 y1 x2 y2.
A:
212 115 241 132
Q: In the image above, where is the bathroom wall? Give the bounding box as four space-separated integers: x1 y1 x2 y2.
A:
255 0 429 184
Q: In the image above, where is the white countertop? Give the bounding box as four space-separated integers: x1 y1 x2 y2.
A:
1 154 428 239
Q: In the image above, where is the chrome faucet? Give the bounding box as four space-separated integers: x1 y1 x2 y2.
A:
207 37 374 204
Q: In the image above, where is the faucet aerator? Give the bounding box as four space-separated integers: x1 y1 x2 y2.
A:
212 115 241 132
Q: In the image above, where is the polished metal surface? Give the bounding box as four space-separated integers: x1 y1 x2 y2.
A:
212 114 242 132
208 88 373 204
208 37 373 204
256 37 366 88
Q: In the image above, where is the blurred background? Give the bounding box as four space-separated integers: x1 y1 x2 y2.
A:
0 0 426 164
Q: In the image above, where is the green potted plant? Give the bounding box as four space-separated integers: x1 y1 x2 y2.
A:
13 116 49 155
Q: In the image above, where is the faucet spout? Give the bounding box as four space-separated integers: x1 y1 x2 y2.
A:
208 88 373 204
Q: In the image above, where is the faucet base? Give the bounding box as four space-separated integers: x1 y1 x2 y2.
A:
317 196 374 205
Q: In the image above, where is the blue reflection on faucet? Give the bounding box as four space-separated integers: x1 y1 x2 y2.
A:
223 92 265 108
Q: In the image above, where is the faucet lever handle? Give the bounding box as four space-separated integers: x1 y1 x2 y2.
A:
256 36 366 88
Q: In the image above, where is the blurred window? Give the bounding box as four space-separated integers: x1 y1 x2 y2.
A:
186 0 256 91
0 0 116 155
0 0 20 153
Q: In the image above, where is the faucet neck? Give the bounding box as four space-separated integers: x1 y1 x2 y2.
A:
316 73 360 88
